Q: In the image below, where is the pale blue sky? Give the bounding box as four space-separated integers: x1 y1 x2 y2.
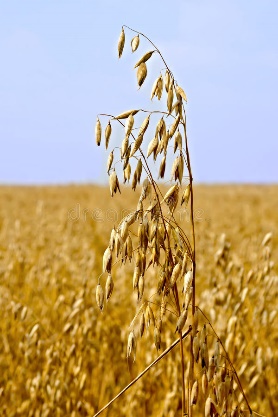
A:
0 0 277 184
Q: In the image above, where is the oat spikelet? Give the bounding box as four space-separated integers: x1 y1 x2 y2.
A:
118 27 125 58
159 155 166 179
109 170 121 196
133 267 140 289
121 136 129 158
193 335 200 362
163 184 179 208
169 115 180 138
208 356 216 382
135 158 143 183
130 134 143 157
147 135 159 158
176 308 188 333
105 121 112 149
125 113 134 137
205 396 212 417
124 163 131 183
202 371 208 394
174 131 182 153
137 62 147 87
191 380 199 405
151 75 163 100
176 84 187 102
105 274 114 301
139 114 151 135
126 235 133 260
151 77 159 100
178 155 184 184
103 247 112 273
96 284 104 311
145 304 155 328
172 155 184 184
134 50 155 68
164 70 170 92
120 219 129 241
107 151 114 173
140 178 151 202
114 109 139 120
131 171 138 191
131 34 140 52
130 115 150 156
139 114 150 136
183 270 193 294
139 313 145 337
170 262 182 288
127 331 136 360
167 82 174 113
95 117 101 146
138 275 144 300
181 184 191 206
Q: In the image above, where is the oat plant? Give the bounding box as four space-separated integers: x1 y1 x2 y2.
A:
94 26 253 417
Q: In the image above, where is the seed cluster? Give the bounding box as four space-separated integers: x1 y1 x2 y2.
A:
93 26 277 416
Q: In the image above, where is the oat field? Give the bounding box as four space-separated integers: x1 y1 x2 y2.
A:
0 185 277 416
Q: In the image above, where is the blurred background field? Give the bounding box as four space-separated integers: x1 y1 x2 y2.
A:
0 185 277 416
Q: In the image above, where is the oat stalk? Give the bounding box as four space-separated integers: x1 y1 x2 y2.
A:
95 25 253 417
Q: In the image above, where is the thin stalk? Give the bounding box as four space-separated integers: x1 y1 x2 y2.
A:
172 282 186 416
179 332 186 416
181 106 196 417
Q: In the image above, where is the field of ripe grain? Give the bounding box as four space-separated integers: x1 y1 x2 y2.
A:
0 185 277 417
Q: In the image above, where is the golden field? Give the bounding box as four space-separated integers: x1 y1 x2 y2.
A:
0 184 277 417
